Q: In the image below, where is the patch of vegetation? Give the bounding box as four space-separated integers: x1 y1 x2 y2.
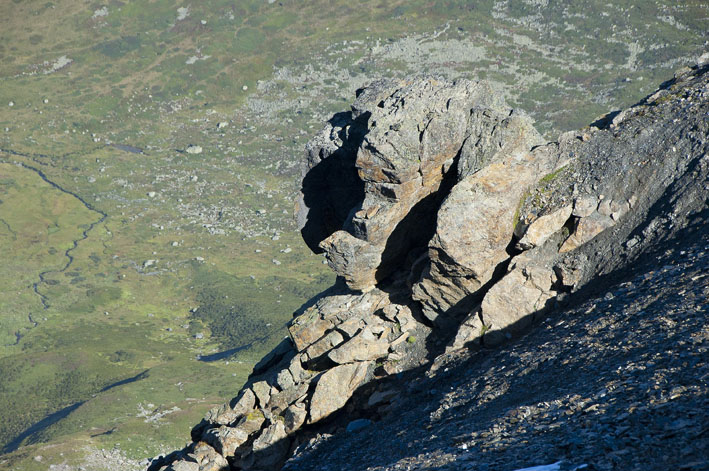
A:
191 264 330 348
539 165 569 186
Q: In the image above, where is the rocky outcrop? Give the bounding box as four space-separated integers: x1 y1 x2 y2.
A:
151 61 708 471
449 61 709 348
283 201 709 471
301 79 543 292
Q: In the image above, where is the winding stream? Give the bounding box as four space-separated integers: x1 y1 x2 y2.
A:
0 148 108 309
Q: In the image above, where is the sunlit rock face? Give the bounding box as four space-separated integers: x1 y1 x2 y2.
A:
300 78 545 293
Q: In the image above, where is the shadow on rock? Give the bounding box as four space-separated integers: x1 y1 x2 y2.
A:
298 111 368 253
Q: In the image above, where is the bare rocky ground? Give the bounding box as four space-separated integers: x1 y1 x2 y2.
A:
276 61 709 471
284 209 708 471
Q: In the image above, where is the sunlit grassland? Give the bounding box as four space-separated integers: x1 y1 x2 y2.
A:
0 163 99 346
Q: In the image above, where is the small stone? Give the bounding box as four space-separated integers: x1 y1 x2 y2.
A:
448 309 485 351
191 443 228 470
147 191 156 198
252 381 271 408
517 205 573 250
288 355 308 382
276 369 295 390
186 145 203 154
327 327 389 364
217 121 228 129
171 461 199 471
336 317 364 338
242 85 248 91
559 213 615 253
268 383 308 414
203 425 248 457
251 421 289 468
626 237 640 249
572 197 598 217
284 402 307 432
289 309 336 352
305 330 344 362
346 418 372 433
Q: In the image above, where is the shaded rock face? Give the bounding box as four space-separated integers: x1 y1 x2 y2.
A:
298 111 368 253
151 63 709 471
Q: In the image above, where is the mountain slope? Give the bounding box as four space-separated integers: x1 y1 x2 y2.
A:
152 59 708 471
285 206 708 471
1 2 707 469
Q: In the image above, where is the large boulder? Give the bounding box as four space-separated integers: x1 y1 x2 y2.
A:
413 142 557 325
308 361 373 423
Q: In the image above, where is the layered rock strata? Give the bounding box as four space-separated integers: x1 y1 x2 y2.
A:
151 61 708 471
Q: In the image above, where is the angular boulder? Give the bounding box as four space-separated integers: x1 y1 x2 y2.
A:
303 78 538 292
308 361 372 423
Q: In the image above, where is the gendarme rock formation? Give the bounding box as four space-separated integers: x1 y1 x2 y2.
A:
150 59 709 471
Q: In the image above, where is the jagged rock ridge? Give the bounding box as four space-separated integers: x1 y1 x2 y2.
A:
150 59 708 471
